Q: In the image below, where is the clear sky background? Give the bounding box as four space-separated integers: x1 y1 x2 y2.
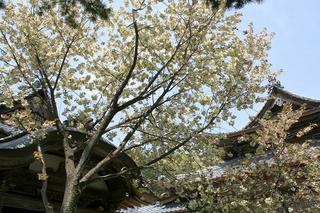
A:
225 0 320 131
241 0 319 98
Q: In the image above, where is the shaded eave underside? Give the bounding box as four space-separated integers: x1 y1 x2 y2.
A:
0 126 138 171
217 102 320 147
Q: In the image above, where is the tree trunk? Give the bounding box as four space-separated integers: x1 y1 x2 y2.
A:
60 177 83 213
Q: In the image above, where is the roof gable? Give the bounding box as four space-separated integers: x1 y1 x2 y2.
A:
244 86 320 129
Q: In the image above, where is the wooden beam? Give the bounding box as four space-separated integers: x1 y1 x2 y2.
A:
0 192 4 213
0 192 98 213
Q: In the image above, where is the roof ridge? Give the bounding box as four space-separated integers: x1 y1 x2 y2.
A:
272 86 320 104
243 86 320 129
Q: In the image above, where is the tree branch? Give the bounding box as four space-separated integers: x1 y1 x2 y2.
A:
0 31 38 94
110 16 139 108
80 78 176 184
36 142 54 213
146 101 227 166
84 166 151 186
53 37 76 91
75 13 140 179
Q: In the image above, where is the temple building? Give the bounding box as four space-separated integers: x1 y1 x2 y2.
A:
218 86 320 159
0 122 142 212
0 92 185 212
122 86 320 212
0 87 319 212
0 92 147 212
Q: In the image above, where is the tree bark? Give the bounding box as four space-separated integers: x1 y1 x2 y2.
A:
60 177 83 213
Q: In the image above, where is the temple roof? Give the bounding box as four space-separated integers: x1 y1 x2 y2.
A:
0 94 147 211
0 123 138 170
244 86 320 129
0 122 143 211
213 86 320 154
120 202 187 213
0 122 25 146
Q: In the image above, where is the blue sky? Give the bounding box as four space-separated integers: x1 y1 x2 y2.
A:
241 0 319 99
111 0 320 132
225 0 320 131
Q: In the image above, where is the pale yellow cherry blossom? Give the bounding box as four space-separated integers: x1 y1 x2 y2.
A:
0 0 277 212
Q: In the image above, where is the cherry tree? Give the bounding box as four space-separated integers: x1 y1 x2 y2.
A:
0 0 274 211
175 104 320 212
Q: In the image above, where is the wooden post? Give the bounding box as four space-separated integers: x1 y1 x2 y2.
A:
0 195 3 213
0 192 97 213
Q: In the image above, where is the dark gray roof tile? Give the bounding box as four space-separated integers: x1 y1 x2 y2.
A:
120 202 186 213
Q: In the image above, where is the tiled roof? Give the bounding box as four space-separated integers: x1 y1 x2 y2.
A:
119 202 187 213
0 122 24 137
0 133 32 149
174 153 273 181
0 124 112 149
0 122 28 148
177 139 320 181
272 86 320 105
244 86 320 129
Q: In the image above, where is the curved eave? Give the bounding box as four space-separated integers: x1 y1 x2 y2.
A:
273 86 320 106
0 126 137 171
244 86 320 129
244 98 275 129
218 106 320 147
